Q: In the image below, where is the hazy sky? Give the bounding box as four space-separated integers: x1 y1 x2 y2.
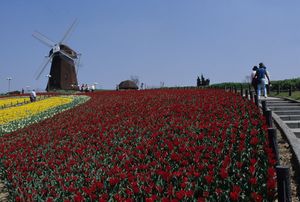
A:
1 1 300 93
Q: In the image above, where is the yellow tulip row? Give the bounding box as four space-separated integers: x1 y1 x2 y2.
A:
0 97 31 108
0 96 73 125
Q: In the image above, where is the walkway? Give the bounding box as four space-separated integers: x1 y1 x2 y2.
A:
264 97 300 169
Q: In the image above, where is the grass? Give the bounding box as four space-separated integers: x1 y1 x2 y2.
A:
269 90 300 100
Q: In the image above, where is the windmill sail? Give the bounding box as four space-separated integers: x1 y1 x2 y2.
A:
32 31 55 48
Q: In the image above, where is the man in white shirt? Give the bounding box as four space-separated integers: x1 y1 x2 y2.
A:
30 89 37 102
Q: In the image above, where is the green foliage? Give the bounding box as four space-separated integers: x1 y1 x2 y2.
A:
211 78 300 91
269 78 300 91
210 82 250 89
48 89 79 94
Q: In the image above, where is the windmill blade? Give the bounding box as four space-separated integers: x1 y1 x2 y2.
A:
60 19 78 43
59 50 74 61
75 53 82 74
32 31 56 48
35 55 52 80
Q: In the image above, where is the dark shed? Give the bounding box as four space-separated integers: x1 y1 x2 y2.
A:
118 80 138 90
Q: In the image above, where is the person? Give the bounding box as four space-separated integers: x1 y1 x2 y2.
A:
251 66 258 93
263 66 271 95
30 89 37 102
84 84 89 92
255 63 270 98
91 84 95 92
80 84 84 92
21 88 24 94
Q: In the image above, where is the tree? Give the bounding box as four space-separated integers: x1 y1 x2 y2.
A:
201 74 205 85
205 79 210 86
197 74 210 86
197 76 201 87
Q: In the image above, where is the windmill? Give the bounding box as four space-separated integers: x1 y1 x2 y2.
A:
33 20 81 91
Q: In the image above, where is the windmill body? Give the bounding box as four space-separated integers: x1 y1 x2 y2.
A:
33 20 80 91
47 44 79 91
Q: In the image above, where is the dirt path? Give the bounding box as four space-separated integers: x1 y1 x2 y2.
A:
0 179 8 202
277 128 300 201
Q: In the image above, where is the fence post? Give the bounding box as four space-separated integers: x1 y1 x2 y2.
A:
234 86 237 94
250 91 253 102
276 166 292 202
254 94 259 106
245 89 248 100
289 85 292 96
240 86 243 97
268 128 279 164
248 84 251 95
265 109 273 127
261 100 267 115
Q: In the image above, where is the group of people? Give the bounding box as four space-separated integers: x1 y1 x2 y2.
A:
80 84 95 92
251 62 271 98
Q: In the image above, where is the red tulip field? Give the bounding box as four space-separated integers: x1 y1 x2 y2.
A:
0 89 276 201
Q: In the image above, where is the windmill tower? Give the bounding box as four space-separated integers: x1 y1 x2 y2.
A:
33 20 81 91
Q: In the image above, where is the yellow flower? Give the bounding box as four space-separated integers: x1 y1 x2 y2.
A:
0 97 31 108
0 97 73 125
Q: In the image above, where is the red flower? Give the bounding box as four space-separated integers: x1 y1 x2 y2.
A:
250 137 259 145
230 185 241 201
236 162 243 168
74 193 84 202
203 191 209 197
46 198 54 202
162 198 170 202
176 190 186 200
109 177 119 186
230 191 239 201
219 168 228 179
146 195 157 202
204 175 213 184
249 177 257 185
249 165 256 175
215 188 223 195
267 167 276 178
197 198 205 202
267 178 276 190
250 158 257 165
251 192 263 202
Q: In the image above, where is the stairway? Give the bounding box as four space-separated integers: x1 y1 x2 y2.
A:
264 97 300 166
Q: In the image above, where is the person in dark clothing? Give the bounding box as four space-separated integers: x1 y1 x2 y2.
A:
251 66 258 93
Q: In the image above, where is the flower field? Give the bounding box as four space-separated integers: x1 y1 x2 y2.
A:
0 97 73 125
0 96 89 136
0 89 276 201
0 97 30 108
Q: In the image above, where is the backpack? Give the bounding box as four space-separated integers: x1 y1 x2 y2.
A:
257 68 266 80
